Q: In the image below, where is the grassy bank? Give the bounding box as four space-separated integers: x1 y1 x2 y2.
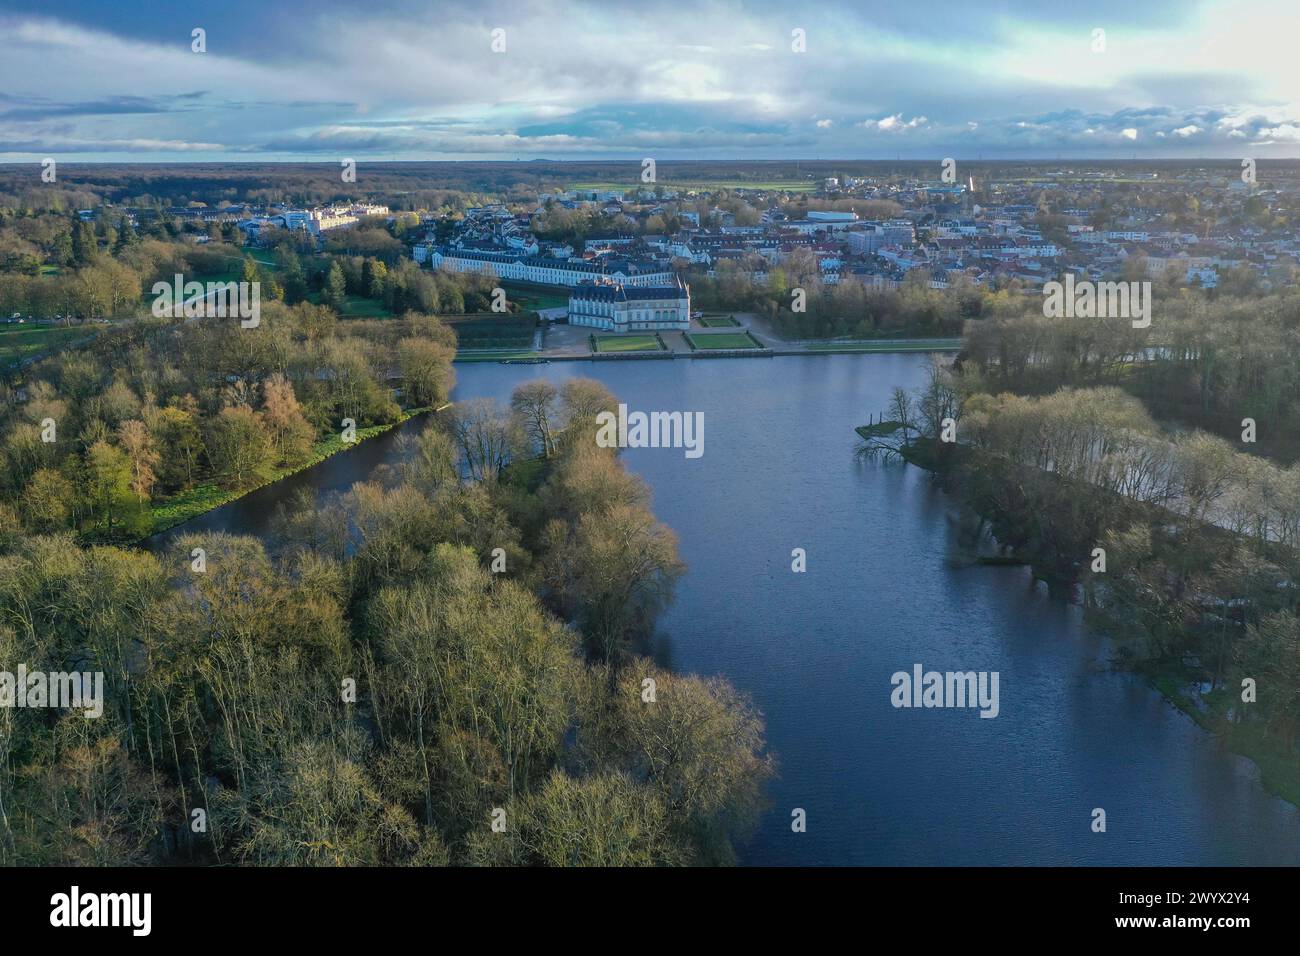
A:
0 323 97 364
145 405 434 539
454 351 542 362
1141 658 1300 807
807 338 962 353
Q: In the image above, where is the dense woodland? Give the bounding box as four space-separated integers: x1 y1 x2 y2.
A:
0 201 514 322
866 288 1300 797
0 349 773 864
691 262 997 338
2 160 1298 857
0 301 462 539
0 182 773 863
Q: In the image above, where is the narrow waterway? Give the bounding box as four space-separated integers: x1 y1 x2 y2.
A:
149 354 1300 865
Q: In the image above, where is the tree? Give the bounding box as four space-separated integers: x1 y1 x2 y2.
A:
471 770 684 866
150 404 205 494
260 373 315 467
545 502 683 663
369 545 575 827
206 405 273 488
20 467 78 532
363 258 388 298
572 665 772 864
446 399 512 481
84 440 135 534
510 380 559 459
1236 613 1300 742
116 420 160 502
112 219 137 255
241 255 261 288
556 378 617 455
71 220 96 265
322 260 347 309
397 337 455 408
401 425 459 495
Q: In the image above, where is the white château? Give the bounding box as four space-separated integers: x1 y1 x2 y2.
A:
567 278 691 332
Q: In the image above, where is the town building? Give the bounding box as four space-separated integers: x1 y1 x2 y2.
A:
428 248 674 287
567 278 691 332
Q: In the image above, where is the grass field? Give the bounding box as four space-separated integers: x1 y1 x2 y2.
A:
193 266 243 285
686 331 763 350
453 351 542 362
335 296 393 318
0 323 94 364
593 334 662 353
303 292 394 317
699 315 740 328
804 338 962 353
194 250 280 284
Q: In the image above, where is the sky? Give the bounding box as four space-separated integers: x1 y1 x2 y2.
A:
1 0 1299 162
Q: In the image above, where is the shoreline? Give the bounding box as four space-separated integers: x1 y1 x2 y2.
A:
881 434 1300 810
134 404 441 548
456 338 962 363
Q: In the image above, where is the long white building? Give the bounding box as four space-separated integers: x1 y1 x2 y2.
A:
427 248 673 287
567 279 691 332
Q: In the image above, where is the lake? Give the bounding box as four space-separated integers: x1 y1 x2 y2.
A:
151 354 1300 865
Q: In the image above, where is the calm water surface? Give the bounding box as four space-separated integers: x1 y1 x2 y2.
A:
152 354 1300 865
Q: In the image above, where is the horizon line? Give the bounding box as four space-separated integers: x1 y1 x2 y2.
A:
2 157 1298 166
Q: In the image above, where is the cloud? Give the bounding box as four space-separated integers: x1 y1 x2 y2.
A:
1256 123 1300 143
871 114 928 131
1 0 1299 159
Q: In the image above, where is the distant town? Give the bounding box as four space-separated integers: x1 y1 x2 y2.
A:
5 160 1289 368
95 165 1298 297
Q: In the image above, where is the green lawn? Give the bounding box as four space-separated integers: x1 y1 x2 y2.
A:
453 351 542 362
699 315 740 328
207 249 278 268
336 296 393 318
593 334 662 353
192 265 243 285
0 323 93 364
805 338 962 353
686 331 762 350
303 292 394 318
194 251 280 284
